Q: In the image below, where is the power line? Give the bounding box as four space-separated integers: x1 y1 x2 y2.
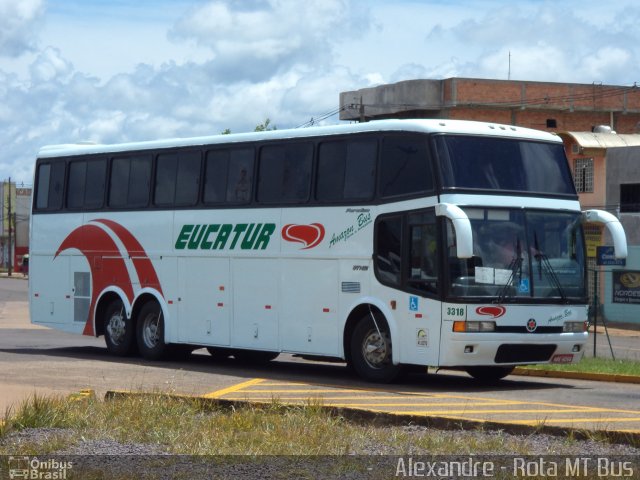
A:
295 106 346 128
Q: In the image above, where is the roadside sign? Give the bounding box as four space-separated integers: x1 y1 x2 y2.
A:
596 246 626 266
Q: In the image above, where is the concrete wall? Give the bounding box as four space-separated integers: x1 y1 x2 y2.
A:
340 78 640 133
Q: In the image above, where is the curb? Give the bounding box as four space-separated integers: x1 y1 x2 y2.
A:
103 390 640 447
513 367 640 384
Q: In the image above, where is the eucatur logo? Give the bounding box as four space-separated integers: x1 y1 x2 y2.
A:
475 306 506 319
281 223 325 249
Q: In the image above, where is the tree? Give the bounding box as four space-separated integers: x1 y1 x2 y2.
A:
220 119 276 135
254 118 276 132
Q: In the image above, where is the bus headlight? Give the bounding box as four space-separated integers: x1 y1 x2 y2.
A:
563 321 588 333
453 321 496 332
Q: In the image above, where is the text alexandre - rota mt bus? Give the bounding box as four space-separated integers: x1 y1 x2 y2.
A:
30 119 627 382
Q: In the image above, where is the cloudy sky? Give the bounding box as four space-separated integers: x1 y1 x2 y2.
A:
2 0 640 184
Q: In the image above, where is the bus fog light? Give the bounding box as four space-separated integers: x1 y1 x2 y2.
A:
563 321 587 333
464 345 474 353
572 345 581 352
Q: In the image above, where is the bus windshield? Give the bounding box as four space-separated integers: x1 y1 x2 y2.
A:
435 135 576 195
446 208 586 301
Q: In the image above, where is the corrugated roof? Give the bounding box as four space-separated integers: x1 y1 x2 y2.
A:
560 131 640 149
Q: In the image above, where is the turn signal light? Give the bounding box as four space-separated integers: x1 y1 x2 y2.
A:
453 321 496 332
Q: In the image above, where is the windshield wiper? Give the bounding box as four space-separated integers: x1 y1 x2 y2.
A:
495 238 523 303
533 233 567 302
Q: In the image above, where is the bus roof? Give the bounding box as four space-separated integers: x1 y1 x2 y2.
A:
37 119 561 159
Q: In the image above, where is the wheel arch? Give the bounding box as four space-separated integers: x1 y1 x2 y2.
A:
94 288 131 338
131 289 170 343
343 298 399 366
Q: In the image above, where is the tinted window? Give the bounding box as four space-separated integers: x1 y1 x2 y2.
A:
35 162 65 210
317 139 376 201
408 211 438 294
380 136 433 198
258 143 312 203
67 160 106 209
375 216 402 287
155 151 200 206
85 160 106 208
109 155 151 208
67 161 86 209
204 148 254 204
436 136 576 195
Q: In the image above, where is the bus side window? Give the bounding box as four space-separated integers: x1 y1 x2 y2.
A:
408 211 438 294
155 151 200 207
109 155 151 208
317 139 376 202
375 216 402 287
35 162 65 210
258 143 312 203
227 148 254 203
380 136 433 199
67 159 106 210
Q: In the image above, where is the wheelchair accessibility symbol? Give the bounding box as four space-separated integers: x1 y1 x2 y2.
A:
409 296 419 311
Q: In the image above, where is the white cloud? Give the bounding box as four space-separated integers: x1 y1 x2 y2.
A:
29 47 74 83
0 0 44 57
170 0 370 82
2 0 640 185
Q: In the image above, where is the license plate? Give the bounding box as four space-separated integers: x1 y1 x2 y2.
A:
551 354 574 364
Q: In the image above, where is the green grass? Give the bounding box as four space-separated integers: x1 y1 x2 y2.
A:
523 356 640 376
0 393 618 457
1 392 636 479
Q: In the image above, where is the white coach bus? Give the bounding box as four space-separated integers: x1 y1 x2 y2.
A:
30 119 627 382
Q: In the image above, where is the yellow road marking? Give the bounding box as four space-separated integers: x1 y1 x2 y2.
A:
199 379 640 433
221 397 520 406
220 388 367 394
498 417 640 425
203 378 265 399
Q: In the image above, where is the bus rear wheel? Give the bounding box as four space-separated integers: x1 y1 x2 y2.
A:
349 314 402 383
104 299 136 356
136 301 168 360
465 366 515 383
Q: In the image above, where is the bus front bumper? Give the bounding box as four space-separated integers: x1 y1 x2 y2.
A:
438 332 588 367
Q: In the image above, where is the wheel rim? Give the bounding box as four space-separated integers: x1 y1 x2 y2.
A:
361 329 391 370
142 311 161 348
106 312 126 345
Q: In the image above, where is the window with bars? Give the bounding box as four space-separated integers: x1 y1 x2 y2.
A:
573 158 594 193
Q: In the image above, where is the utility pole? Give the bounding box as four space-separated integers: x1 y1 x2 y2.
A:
7 178 12 277
359 96 366 123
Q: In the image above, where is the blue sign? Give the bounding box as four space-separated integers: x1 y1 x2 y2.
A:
409 296 419 311
596 246 626 266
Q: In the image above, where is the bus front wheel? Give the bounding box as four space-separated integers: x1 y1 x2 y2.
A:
104 299 136 356
136 302 168 360
349 314 402 383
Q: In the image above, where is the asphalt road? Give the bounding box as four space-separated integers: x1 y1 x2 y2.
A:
1 276 639 435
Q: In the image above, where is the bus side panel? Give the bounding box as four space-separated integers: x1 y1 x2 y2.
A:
177 257 230 346
395 292 442 367
280 259 339 355
232 258 279 350
30 214 84 331
30 252 72 326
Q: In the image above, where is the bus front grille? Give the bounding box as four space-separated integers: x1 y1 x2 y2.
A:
494 344 557 363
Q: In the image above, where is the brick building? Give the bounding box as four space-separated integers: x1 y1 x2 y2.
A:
340 77 640 134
